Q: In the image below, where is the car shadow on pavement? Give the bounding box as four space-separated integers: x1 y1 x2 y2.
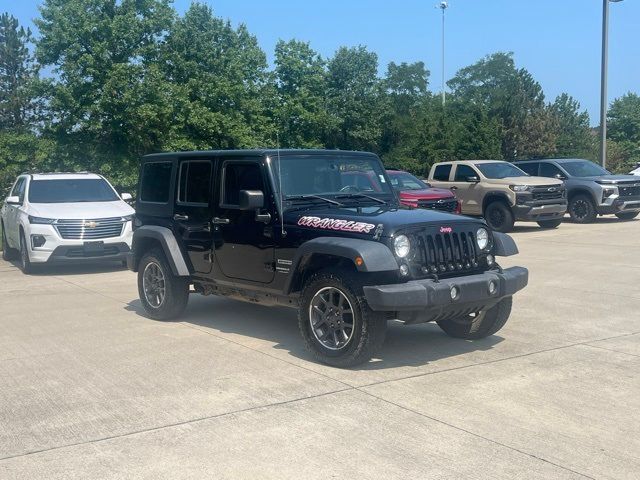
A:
126 294 503 371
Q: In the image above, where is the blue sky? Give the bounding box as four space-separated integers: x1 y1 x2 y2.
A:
8 0 639 125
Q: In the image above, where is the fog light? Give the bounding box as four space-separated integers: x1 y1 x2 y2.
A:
399 264 409 276
31 234 46 248
450 285 459 300
488 280 497 295
486 254 495 266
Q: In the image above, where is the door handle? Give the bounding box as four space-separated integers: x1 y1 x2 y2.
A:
450 186 458 191
173 214 189 221
212 217 230 225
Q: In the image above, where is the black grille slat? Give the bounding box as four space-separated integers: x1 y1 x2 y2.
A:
619 185 640 197
417 230 479 276
417 199 458 212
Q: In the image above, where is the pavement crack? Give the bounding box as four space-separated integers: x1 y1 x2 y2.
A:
0 387 354 463
357 389 596 480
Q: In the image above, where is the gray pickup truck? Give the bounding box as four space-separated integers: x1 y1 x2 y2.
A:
515 159 640 222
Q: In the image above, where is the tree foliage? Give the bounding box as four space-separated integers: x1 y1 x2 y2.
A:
0 6 639 195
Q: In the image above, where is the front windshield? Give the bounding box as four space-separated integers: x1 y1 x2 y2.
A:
475 162 528 179
388 172 428 190
29 179 119 203
272 155 394 204
561 161 610 177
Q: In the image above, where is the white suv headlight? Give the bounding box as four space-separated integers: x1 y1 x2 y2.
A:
476 228 489 250
509 185 529 192
393 234 410 258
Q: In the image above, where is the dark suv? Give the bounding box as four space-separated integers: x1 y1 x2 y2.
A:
516 158 640 222
128 150 528 367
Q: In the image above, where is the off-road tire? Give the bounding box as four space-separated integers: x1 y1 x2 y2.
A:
137 248 189 320
537 219 563 229
484 201 515 233
569 194 597 223
437 296 512 340
1 223 17 261
615 211 638 221
299 269 387 368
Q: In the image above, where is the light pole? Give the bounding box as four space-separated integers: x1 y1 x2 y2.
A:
439 1 448 106
600 0 624 169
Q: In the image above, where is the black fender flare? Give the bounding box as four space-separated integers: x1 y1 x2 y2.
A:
492 231 519 256
131 225 191 276
284 237 399 294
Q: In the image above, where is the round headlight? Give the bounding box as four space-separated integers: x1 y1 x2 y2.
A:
393 234 410 258
476 228 489 250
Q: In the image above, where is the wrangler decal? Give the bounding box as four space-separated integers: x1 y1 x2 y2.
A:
297 216 377 234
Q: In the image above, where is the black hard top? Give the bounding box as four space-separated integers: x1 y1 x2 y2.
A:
142 149 378 161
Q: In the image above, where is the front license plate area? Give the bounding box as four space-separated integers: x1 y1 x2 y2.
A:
83 241 105 254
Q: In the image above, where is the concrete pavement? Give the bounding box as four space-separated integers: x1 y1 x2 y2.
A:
0 219 638 479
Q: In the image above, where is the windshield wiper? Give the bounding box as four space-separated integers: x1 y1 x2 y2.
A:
286 195 344 206
335 193 387 204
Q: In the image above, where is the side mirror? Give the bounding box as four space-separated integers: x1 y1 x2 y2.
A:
466 176 480 183
121 193 133 201
554 173 566 180
239 190 264 210
5 196 20 205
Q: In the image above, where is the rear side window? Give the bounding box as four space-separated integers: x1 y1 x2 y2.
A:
454 165 477 181
177 161 212 205
222 162 264 206
540 162 563 178
518 163 539 176
433 164 452 181
140 162 172 203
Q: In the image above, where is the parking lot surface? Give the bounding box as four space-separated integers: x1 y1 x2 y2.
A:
1 219 639 479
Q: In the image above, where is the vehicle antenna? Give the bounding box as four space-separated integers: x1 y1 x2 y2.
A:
276 133 286 237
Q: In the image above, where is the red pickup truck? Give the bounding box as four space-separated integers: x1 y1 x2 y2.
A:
386 170 460 213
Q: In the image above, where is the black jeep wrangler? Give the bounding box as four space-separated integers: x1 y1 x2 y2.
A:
128 150 528 367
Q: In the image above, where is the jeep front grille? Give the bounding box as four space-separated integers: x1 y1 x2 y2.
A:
55 217 124 240
416 231 479 275
417 198 458 212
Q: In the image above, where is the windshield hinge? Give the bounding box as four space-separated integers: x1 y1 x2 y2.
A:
373 223 384 240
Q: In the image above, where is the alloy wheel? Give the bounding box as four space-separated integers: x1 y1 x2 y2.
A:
572 200 588 219
143 261 166 308
309 286 355 350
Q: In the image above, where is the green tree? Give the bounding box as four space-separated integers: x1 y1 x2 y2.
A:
0 12 40 131
163 3 273 150
35 0 175 188
550 93 594 159
606 93 640 172
448 52 556 160
273 39 328 148
325 46 382 151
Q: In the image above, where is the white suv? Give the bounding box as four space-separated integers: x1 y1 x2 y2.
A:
1 173 135 273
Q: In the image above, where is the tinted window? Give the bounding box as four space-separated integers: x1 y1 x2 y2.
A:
177 161 212 205
540 162 563 178
475 162 528 179
28 179 119 203
223 162 264 206
388 172 427 190
518 163 539 176
560 161 609 177
454 165 478 181
433 164 452 181
140 162 173 203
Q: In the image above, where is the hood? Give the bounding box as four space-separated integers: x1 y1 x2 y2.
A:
581 174 640 185
28 201 135 219
399 187 455 201
285 204 482 239
482 176 564 186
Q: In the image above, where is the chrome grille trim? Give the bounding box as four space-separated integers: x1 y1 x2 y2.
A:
55 217 124 240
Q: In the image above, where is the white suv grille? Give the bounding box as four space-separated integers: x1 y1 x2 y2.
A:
55 217 124 240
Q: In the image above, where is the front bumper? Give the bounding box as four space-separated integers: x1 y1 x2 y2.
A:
363 266 528 324
597 196 640 214
513 202 567 221
47 243 130 263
